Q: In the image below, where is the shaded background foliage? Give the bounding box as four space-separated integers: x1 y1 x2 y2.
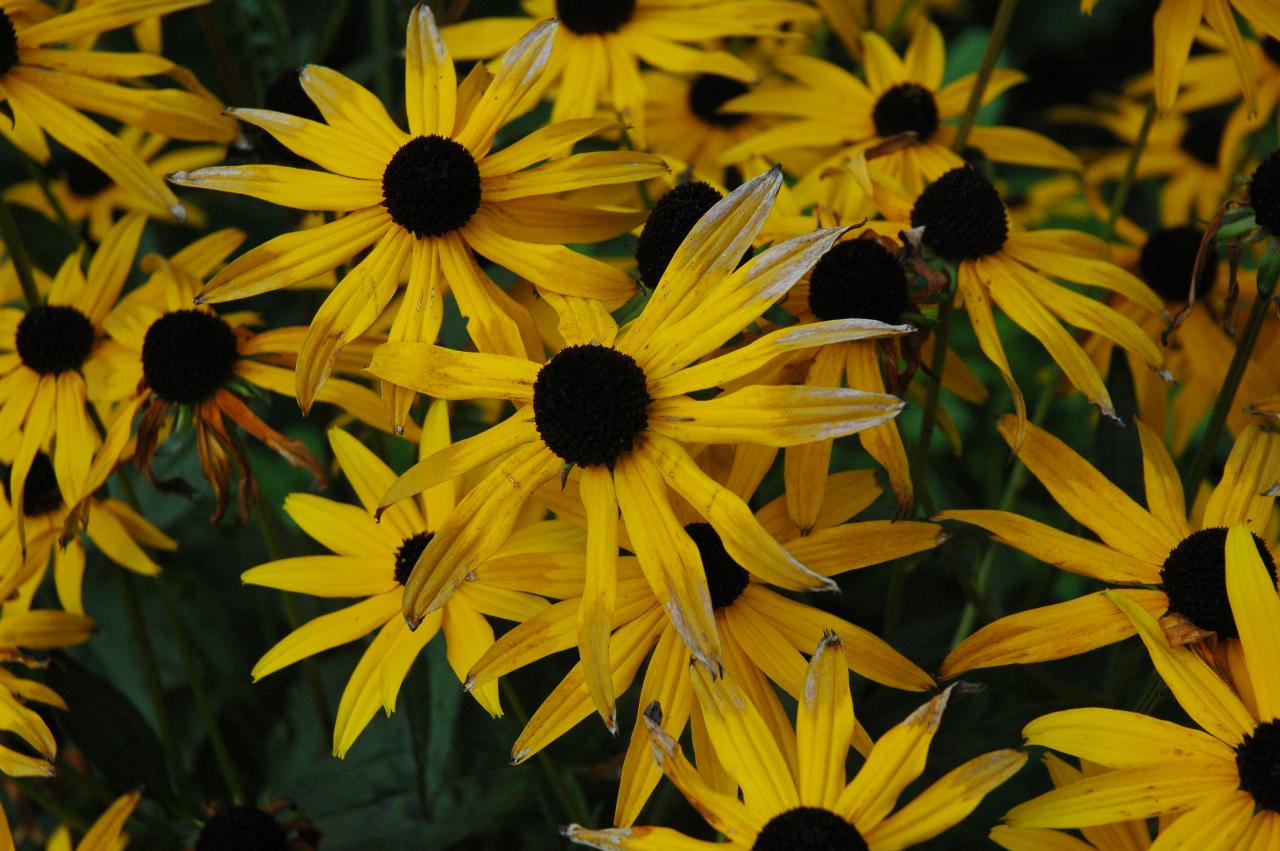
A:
0 0 1238 847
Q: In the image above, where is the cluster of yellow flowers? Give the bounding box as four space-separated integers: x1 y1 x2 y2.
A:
0 0 1278 848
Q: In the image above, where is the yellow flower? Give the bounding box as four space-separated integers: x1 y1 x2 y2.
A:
5 127 225 238
642 72 772 182
882 165 1167 435
0 212 147 549
1005 524 1280 844
939 416 1280 676
566 634 1026 849
0 449 174 614
369 167 909 685
170 5 667 422
720 20 1080 207
0 0 235 219
442 0 816 145
1084 0 1280 114
468 447 941 825
244 407 571 757
44 791 140 851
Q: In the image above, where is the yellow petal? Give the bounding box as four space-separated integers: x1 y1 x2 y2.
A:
252 593 400 680
1224 524 1280 721
796 633 854 809
957 261 1026 442
479 117 622 177
405 3 456 137
456 19 558 157
1203 425 1280 530
242 556 394 598
578 466 620 732
784 347 842 535
1003 760 1237 828
784 520 946 577
964 125 1083 171
941 590 1168 677
563 825 722 850
1152 0 1206 113
167 165 382 211
1023 707 1235 768
1142 788 1254 851
482 151 667 201
367 343 539 401
224 106 390 179
1105 590 1254 745
75 791 141 851
990 825 1095 851
299 64 406 151
1136 418 1191 540
867 750 1026 849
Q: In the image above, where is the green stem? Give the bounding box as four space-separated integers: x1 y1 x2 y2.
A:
0 197 41 308
883 0 920 42
120 571 194 811
950 0 1021 153
154 578 245 805
1105 97 1157 239
912 290 956 514
1182 292 1271 506
950 370 1056 646
499 680 588 826
371 0 391 104
256 503 331 733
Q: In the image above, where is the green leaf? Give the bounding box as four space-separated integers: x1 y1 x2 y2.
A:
405 639 463 808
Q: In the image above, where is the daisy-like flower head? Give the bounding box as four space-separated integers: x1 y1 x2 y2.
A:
939 416 1280 677
643 71 768 181
466 446 942 825
82 229 341 523
170 5 668 424
244 407 574 757
0 447 175 615
720 20 1080 207
0 211 151 550
0 0 236 220
442 0 817 144
369 167 910 681
4 128 225 239
565 634 1026 850
1005 524 1280 844
889 164 1168 436
1085 0 1280 113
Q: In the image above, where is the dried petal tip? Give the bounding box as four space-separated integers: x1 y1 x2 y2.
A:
642 699 664 726
404 613 423 631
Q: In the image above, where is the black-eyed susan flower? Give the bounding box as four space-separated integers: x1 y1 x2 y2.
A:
468 448 941 825
0 212 148 548
441 0 816 144
643 72 768 181
5 128 225 239
991 754 1154 850
720 20 1080 205
0 0 235 219
45 791 140 851
891 165 1168 435
245 410 568 757
565 634 1026 849
170 5 667 421
82 228 334 522
1084 0 1280 113
939 416 1280 677
1004 524 1280 843
0 449 174 614
369 168 909 683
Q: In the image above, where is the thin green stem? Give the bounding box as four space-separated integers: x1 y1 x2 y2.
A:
883 0 920 43
499 680 588 826
950 0 1021 153
0 197 42 308
371 0 392 104
1183 292 1271 506
154 578 245 805
120 571 194 811
950 370 1056 646
1105 97 1157 239
256 502 331 732
912 291 955 514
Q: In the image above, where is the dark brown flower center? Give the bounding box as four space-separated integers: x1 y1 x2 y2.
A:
1179 114 1222 167
141 310 239 405
533 344 650 468
873 83 939 141
381 135 482 239
910 166 1008 261
394 532 434 586
16 305 95 375
1237 719 1280 813
196 805 289 851
808 239 910 324
753 807 868 851
65 156 114 198
4 452 61 517
1250 148 1280 235
635 182 724 290
0 12 17 78
1161 527 1277 639
688 74 749 128
556 0 635 34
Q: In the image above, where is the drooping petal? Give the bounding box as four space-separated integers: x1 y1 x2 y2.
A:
795 633 855 809
1224 524 1280 722
1023 708 1235 768
404 2 457 137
